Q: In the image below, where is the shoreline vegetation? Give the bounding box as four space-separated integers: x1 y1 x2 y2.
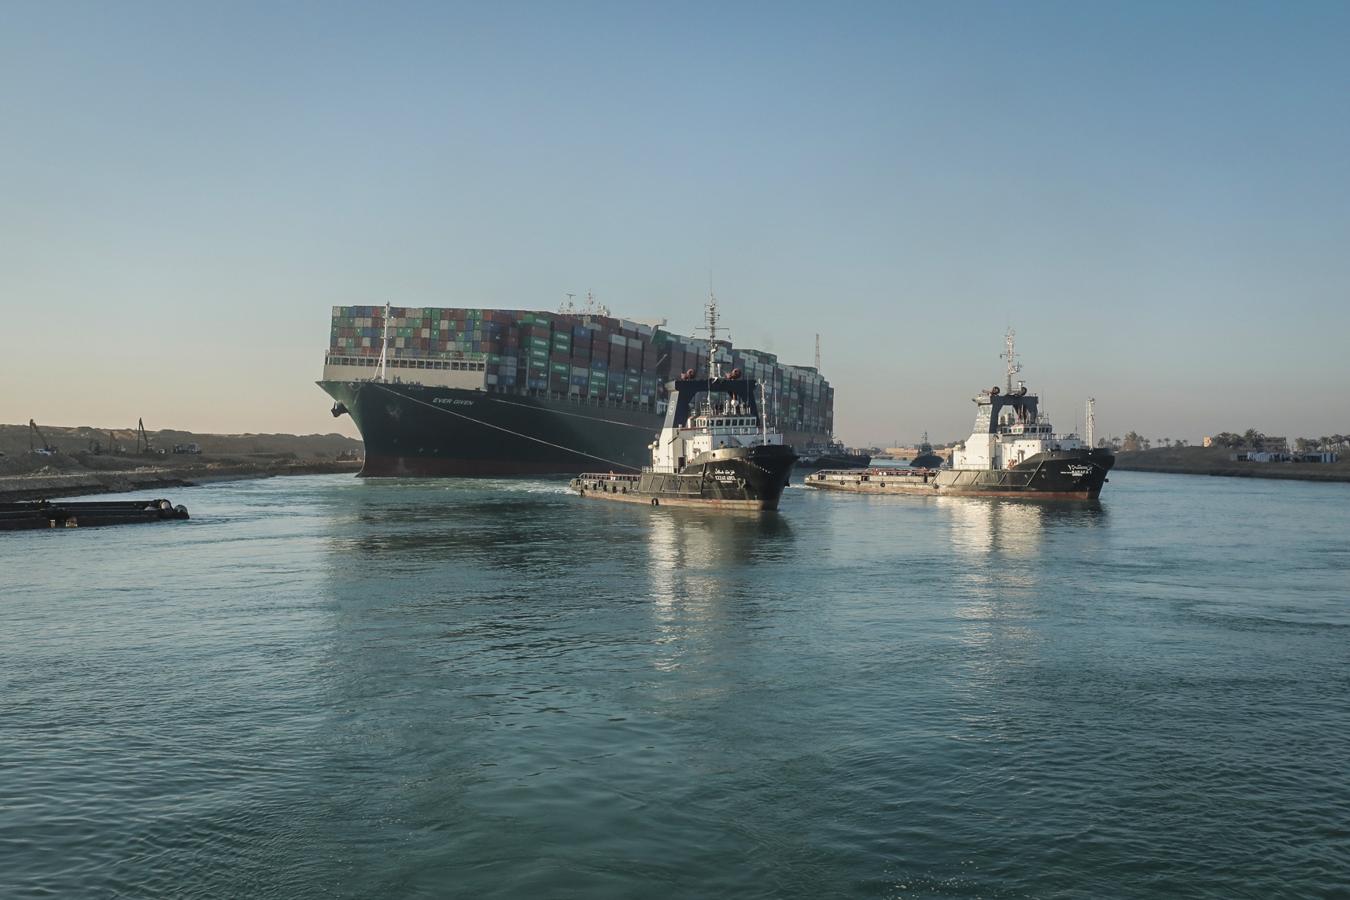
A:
0 423 363 502
1113 446 1350 483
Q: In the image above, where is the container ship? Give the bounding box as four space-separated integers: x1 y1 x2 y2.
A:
318 300 833 476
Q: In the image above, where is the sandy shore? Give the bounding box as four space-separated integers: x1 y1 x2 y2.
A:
1113 449 1350 484
0 460 362 503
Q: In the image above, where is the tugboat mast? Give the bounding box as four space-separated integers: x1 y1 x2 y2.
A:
760 382 768 445
1002 327 1021 394
704 291 721 382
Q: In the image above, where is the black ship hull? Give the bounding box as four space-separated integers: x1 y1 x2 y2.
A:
320 380 660 476
571 445 797 511
807 449 1115 499
320 380 824 477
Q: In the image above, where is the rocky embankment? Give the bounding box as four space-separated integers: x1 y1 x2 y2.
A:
1113 447 1350 483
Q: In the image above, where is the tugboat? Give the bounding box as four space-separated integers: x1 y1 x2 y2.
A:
570 297 797 511
795 439 870 470
806 330 1114 499
908 432 944 469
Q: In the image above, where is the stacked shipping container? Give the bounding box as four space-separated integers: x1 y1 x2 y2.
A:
328 306 832 438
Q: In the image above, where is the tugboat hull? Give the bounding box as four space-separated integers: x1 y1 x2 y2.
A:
571 446 796 511
806 449 1114 500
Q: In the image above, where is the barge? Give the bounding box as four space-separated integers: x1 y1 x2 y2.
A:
1 498 190 531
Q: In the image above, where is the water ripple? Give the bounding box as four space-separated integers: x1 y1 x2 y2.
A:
2 472 1348 898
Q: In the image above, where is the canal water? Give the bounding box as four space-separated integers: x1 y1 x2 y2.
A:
2 471 1347 898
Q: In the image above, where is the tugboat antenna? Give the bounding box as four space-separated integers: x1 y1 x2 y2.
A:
378 301 391 383
1001 327 1021 394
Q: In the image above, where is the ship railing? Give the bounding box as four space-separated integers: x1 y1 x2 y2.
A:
642 465 680 474
813 467 938 477
576 472 641 483
519 388 655 412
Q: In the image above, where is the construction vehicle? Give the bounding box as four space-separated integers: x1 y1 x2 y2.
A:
136 418 162 455
29 419 56 456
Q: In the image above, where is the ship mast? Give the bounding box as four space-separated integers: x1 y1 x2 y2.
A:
760 381 768 445
378 301 391 382
704 291 721 381
1086 397 1096 448
1001 327 1021 393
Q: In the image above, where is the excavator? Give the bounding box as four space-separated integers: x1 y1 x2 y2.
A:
28 419 55 455
136 418 155 455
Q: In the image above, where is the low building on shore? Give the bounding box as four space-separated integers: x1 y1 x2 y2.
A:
1230 449 1339 464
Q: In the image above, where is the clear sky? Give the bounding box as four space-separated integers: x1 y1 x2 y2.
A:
2 1 1347 446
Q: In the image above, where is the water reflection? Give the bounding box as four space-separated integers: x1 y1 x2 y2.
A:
940 499 1109 686
941 497 1106 561
325 479 589 575
644 510 795 674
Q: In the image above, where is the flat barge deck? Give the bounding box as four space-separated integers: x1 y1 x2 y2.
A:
0 499 191 531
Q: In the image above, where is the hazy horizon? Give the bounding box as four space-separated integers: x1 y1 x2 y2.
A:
4 2 1347 447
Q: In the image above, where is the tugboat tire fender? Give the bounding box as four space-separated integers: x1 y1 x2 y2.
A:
651 498 659 507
